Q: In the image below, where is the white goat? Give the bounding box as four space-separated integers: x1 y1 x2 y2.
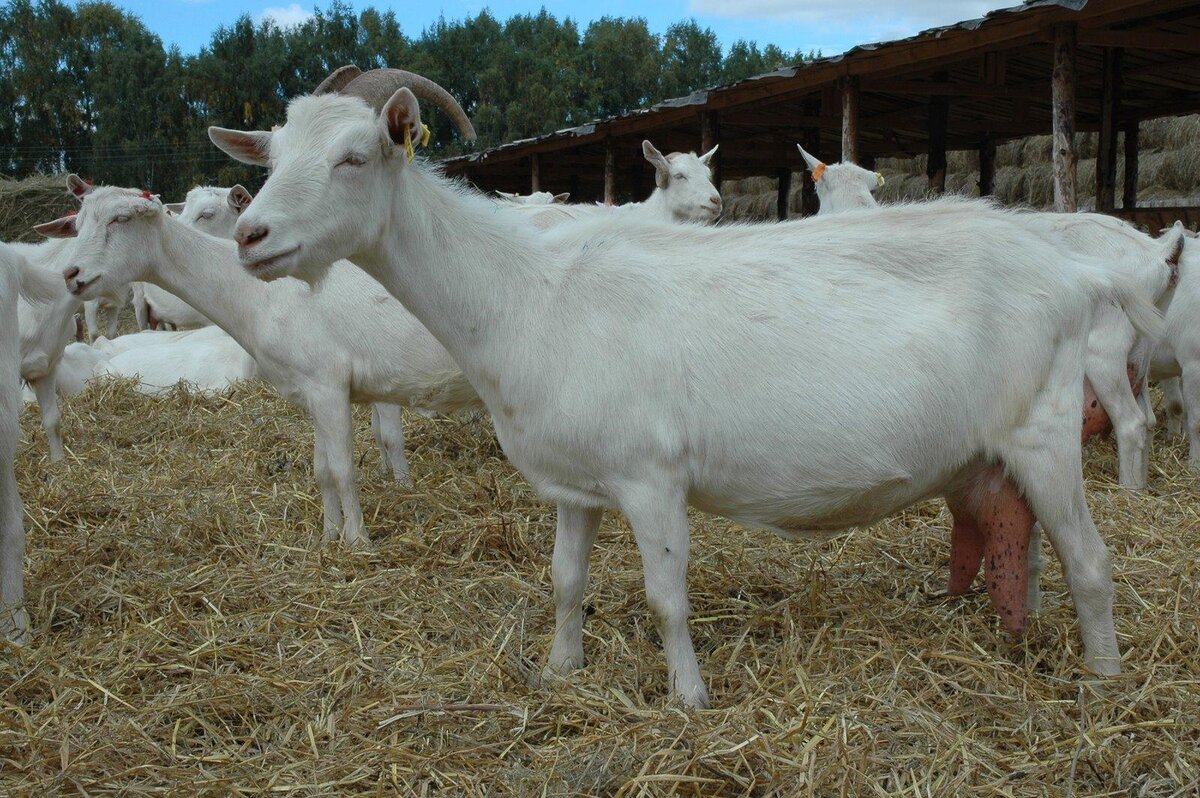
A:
1150 230 1200 464
520 140 721 230
797 144 885 213
96 328 257 395
9 237 80 461
41 186 480 549
0 244 27 643
209 71 1164 707
797 147 1180 490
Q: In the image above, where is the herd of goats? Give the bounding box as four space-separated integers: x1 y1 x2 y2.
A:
1 66 1198 709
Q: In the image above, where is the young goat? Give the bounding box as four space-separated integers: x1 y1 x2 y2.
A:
209 68 1163 707
40 186 480 549
1150 230 1200 465
797 144 885 213
0 244 27 643
519 140 721 230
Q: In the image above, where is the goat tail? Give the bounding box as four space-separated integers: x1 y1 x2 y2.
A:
1107 267 1164 346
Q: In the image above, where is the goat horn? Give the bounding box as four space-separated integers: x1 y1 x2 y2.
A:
313 65 363 95
342 68 476 142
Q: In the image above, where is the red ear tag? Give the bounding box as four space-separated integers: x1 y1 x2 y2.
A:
811 162 826 183
140 190 153 200
84 179 93 186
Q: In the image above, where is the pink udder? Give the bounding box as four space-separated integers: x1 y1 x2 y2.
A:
947 469 1035 636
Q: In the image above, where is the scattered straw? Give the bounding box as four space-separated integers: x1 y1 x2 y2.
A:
0 175 76 243
2 355 1197 794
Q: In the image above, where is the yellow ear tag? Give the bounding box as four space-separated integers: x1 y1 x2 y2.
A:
811 162 826 183
403 124 432 163
876 172 886 187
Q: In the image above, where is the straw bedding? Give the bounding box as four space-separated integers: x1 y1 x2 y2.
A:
2 368 1197 796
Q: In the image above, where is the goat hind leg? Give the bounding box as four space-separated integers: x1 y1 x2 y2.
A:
544 504 603 680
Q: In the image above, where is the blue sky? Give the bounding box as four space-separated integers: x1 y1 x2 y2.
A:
102 0 1018 58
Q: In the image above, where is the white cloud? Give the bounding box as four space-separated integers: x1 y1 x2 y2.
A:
257 3 313 29
691 0 1016 45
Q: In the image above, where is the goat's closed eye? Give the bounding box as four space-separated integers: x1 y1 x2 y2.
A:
673 173 687 181
338 154 367 167
111 215 130 224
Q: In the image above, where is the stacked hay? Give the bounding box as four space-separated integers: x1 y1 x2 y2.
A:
0 174 76 243
722 115 1200 220
2 378 1198 793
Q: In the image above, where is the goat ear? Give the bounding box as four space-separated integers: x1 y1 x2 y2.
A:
34 215 78 238
227 184 253 213
699 145 718 166
209 127 272 167
552 192 570 204
163 202 186 215
65 173 93 200
379 88 423 150
643 140 671 188
796 144 824 173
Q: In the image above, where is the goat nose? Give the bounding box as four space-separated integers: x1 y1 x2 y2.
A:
236 223 269 247
64 266 80 281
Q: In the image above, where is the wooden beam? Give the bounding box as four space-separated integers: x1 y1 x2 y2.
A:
604 138 616 205
530 153 541 193
841 76 859 164
1096 48 1121 213
1123 117 1139 210
801 97 821 218
869 79 1044 100
1079 30 1200 51
776 168 791 221
927 71 949 194
1052 23 1078 213
979 138 996 197
701 111 721 187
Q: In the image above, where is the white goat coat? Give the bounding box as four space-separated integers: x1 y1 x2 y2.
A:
1150 235 1200 463
96 328 256 395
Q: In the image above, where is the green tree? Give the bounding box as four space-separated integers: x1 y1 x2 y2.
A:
659 20 722 98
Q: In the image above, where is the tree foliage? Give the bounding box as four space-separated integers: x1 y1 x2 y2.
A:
0 0 812 198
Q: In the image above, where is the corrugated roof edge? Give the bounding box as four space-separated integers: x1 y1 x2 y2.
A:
442 0 1088 166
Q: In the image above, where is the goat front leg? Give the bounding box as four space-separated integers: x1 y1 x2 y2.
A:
619 486 707 708
370 404 413 486
311 394 367 549
31 377 64 462
83 301 100 342
312 433 343 545
544 504 603 680
1182 366 1200 470
1083 365 1148 489
0 471 27 644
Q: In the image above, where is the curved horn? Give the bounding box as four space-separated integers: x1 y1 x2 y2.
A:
314 64 362 95
342 68 476 141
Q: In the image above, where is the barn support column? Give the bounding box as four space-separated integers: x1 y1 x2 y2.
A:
1052 23 1078 212
701 111 721 188
1123 117 1139 210
776 169 791 221
841 76 860 164
927 72 950 194
1096 48 1122 212
604 138 616 205
530 153 541 194
979 138 996 197
801 97 821 217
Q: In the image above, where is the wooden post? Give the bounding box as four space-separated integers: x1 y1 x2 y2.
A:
1096 48 1122 212
604 139 616 205
801 97 821 217
978 138 996 197
701 111 721 188
530 153 541 194
841 76 859 164
1052 23 1078 212
927 71 949 194
1123 117 1139 210
776 168 791 221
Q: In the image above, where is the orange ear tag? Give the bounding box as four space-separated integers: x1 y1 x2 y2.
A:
811 162 826 183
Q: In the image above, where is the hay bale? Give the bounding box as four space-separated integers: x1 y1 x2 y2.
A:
0 174 76 243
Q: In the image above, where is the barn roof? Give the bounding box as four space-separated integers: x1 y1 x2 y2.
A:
442 0 1200 200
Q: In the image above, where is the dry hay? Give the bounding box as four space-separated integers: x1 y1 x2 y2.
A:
0 174 77 244
1 375 1198 796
